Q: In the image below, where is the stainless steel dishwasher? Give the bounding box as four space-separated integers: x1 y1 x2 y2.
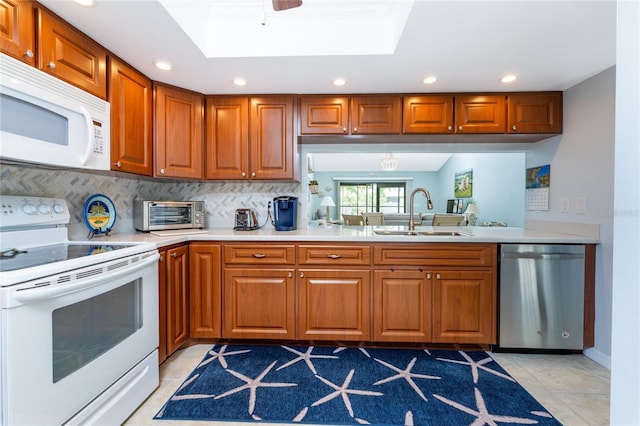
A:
499 244 585 350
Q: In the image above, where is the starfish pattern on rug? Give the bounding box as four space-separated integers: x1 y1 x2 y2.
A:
437 351 516 384
197 344 252 369
312 368 384 419
433 387 540 425
333 346 371 358
373 356 441 401
276 346 339 374
214 361 297 415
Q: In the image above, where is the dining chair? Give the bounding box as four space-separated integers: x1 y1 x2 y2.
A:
342 214 364 225
361 212 384 225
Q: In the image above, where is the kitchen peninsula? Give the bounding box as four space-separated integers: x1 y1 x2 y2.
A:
101 224 598 363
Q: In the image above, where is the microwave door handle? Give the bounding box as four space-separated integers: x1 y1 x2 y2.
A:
80 106 95 166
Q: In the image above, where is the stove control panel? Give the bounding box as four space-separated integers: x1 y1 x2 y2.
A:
0 195 70 229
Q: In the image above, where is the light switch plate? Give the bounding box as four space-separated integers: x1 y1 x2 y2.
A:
561 198 570 213
576 197 586 214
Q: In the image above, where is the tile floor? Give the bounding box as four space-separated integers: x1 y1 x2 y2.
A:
124 344 611 426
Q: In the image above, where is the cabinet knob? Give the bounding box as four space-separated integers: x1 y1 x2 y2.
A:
24 49 34 59
426 273 432 279
436 273 441 280
160 168 165 174
447 125 453 132
114 161 122 168
353 127 358 133
241 172 246 177
512 125 517 131
159 255 164 261
458 125 463 131
171 253 177 258
299 272 304 278
252 172 256 177
288 272 293 278
47 61 56 69
342 127 347 133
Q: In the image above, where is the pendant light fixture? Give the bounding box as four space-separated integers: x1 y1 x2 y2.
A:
380 153 398 171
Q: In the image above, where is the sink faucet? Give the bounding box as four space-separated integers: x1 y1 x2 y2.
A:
408 187 434 231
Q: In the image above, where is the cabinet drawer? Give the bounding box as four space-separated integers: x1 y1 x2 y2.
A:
298 245 371 266
374 244 496 267
224 244 295 265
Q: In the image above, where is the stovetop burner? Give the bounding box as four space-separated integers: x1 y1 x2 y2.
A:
0 244 134 272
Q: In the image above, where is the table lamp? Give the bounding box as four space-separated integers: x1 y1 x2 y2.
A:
320 196 335 222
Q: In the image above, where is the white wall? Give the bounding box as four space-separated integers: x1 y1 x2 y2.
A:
525 66 616 366
438 153 525 226
610 0 640 423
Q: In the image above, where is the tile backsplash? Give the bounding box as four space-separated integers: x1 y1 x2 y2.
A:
0 164 301 239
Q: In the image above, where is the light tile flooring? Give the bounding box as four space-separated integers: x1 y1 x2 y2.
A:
124 344 611 426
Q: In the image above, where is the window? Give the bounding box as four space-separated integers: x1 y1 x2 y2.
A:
339 181 405 215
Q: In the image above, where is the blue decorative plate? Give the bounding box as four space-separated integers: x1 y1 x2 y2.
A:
83 194 116 234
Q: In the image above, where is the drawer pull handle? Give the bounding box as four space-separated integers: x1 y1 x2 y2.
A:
327 254 342 259
252 253 267 258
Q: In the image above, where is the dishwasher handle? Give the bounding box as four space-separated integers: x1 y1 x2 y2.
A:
502 252 584 260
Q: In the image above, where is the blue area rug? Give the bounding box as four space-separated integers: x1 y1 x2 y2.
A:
155 344 560 425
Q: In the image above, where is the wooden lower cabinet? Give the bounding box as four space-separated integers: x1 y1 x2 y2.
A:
189 243 221 339
432 270 496 344
158 244 189 363
372 269 432 342
297 269 370 341
223 268 296 339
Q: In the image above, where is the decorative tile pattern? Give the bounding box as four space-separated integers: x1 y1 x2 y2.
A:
0 164 302 235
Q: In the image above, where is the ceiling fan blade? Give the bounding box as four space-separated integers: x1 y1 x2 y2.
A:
272 0 302 11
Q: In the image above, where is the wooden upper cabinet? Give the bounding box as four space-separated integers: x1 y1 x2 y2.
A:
455 95 506 133
403 95 454 134
250 96 297 180
0 0 35 65
350 95 402 134
507 92 562 134
154 83 204 179
299 96 349 134
36 8 107 99
205 96 249 180
109 56 153 175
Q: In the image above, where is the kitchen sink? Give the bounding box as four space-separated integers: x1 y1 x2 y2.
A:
373 230 473 237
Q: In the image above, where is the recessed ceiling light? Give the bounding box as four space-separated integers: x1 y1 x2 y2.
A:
501 74 517 83
422 76 437 84
72 0 94 6
332 78 346 86
154 61 172 71
233 78 247 86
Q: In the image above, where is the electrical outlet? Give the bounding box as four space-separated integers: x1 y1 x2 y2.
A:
575 197 586 214
561 198 570 213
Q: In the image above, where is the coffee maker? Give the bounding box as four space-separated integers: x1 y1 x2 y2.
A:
273 196 298 231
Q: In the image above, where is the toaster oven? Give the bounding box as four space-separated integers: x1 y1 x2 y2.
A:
134 200 205 231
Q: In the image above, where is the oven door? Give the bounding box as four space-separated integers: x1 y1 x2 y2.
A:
0 252 159 426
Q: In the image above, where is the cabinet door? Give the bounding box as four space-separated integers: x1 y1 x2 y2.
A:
350 95 402 134
109 56 153 175
507 92 562 134
0 0 35 65
299 96 349 134
373 269 432 342
36 8 107 99
166 245 189 355
205 96 249 180
189 243 221 339
250 96 297 180
432 270 496 344
223 268 295 339
455 95 506 133
158 249 167 364
297 269 370 341
154 83 204 179
403 95 454 134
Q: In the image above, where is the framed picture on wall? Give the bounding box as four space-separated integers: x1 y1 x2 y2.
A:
454 169 473 198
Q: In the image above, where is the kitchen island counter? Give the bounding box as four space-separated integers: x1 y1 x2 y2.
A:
95 222 600 247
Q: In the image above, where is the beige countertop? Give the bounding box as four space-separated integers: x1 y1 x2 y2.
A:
91 224 600 248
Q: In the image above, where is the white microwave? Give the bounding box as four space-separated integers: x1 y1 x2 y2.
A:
0 53 110 170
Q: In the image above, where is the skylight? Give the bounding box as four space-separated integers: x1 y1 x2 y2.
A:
158 0 415 58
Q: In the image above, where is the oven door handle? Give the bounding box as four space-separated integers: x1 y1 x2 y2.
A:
13 253 160 304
